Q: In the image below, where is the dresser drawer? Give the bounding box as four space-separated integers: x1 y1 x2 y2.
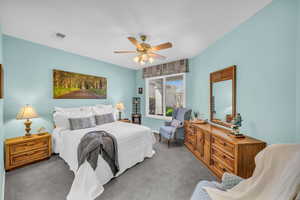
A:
185 126 194 135
211 136 235 157
211 157 234 176
186 134 196 146
10 148 49 166
211 147 235 171
10 138 49 155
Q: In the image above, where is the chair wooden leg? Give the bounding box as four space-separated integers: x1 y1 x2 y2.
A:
168 140 170 148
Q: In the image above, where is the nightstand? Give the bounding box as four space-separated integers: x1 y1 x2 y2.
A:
5 133 52 171
118 119 131 123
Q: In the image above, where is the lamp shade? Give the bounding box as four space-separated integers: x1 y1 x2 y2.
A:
16 105 39 120
115 102 125 111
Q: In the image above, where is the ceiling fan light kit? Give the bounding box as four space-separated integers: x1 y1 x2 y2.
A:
114 35 172 65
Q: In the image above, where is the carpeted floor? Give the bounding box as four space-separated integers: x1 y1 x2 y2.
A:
5 140 217 200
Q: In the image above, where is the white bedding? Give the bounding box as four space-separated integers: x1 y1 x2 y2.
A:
53 121 156 200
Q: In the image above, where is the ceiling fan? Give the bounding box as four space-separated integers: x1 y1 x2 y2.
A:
114 35 172 65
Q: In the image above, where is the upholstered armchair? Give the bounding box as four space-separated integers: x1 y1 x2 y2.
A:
159 108 192 148
191 173 244 200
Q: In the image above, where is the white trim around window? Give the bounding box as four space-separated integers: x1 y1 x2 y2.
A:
145 73 186 120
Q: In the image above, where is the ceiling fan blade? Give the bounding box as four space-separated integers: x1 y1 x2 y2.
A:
128 37 141 48
114 50 136 54
149 53 166 60
151 42 172 51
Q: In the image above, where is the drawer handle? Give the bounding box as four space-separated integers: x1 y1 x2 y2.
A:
25 142 36 146
223 142 227 146
222 168 227 172
26 152 35 156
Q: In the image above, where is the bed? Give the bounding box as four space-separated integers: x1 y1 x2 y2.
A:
52 106 156 200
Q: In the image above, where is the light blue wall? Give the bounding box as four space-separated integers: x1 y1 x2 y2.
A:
0 24 4 200
296 0 300 142
3 35 136 139
136 0 298 144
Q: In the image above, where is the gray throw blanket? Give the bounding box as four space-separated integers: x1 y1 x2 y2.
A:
77 131 119 175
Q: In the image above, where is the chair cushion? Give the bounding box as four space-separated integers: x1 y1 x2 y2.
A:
159 126 176 139
190 181 217 200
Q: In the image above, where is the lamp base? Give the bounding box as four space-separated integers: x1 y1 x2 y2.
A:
24 119 32 137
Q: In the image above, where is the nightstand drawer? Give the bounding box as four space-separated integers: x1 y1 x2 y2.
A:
5 133 52 170
11 148 49 166
10 138 49 155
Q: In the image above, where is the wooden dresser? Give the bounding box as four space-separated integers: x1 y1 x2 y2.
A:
184 121 266 179
5 133 52 171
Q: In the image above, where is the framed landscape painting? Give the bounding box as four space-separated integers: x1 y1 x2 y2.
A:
53 69 107 99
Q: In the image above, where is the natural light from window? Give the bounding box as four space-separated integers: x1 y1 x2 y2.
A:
146 73 185 119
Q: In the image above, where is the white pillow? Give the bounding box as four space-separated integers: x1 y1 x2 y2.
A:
53 112 69 130
95 104 114 109
95 104 108 108
55 106 94 113
92 105 118 120
54 106 95 129
55 106 82 113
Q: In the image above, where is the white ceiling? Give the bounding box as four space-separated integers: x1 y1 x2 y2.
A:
0 0 272 69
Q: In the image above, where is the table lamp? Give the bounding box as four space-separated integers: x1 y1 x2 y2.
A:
16 105 39 137
115 102 125 120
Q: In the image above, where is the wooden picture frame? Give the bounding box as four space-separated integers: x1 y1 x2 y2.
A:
53 69 107 99
210 65 236 128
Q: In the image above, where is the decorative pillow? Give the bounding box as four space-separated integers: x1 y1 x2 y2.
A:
69 116 95 130
95 113 115 125
54 107 95 129
170 119 182 128
92 105 117 120
220 172 244 190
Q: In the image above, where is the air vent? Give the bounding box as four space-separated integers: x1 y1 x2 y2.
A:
56 33 66 39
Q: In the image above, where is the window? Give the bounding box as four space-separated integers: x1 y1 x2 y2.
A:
145 73 186 119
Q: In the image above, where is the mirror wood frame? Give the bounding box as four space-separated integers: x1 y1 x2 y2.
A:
210 65 236 128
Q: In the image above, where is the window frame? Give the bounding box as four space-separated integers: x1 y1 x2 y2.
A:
145 73 186 120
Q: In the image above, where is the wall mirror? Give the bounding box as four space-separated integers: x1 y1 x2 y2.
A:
210 65 236 128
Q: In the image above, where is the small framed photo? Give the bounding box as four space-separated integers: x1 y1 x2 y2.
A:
138 88 143 94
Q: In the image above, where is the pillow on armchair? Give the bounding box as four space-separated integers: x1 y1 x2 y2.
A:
219 172 244 190
170 119 183 128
